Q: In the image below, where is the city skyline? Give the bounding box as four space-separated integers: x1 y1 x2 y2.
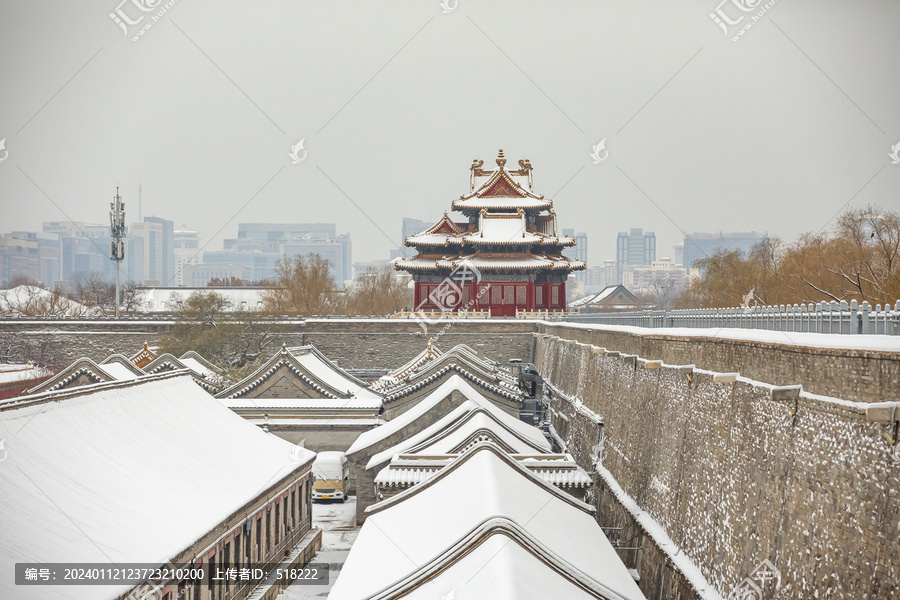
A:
2 1 897 273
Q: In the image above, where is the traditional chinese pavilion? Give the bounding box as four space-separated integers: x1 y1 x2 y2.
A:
395 149 585 316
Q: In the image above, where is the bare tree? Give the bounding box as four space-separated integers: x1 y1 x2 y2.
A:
161 291 279 368
346 268 413 315
120 282 146 315
262 254 344 316
647 274 681 310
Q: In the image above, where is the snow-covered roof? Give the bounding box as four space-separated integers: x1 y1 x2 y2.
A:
140 353 222 391
128 342 157 367
348 374 504 457
287 346 379 400
178 351 223 378
375 452 592 489
391 255 444 270
404 213 466 247
0 363 50 385
215 345 381 401
435 253 584 271
329 443 644 600
366 399 548 471
371 339 443 392
461 210 543 245
402 409 551 455
98 361 141 380
571 285 641 309
378 343 521 402
365 401 476 469
363 518 630 600
451 155 552 213
25 357 126 394
0 373 314 600
221 397 383 411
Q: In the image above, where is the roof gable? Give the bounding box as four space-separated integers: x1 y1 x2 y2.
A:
215 345 381 401
425 213 463 235
365 517 633 600
26 357 118 394
480 169 528 198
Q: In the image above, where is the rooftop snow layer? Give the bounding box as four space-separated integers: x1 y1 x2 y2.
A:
0 375 314 600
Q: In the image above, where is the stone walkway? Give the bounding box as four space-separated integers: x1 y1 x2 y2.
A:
280 497 360 599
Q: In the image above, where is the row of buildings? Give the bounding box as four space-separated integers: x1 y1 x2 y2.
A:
1 321 649 598
0 219 353 290
0 345 323 600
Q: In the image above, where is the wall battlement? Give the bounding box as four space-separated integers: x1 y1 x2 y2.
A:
535 333 899 600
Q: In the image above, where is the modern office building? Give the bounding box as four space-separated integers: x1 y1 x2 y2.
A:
562 229 588 283
173 225 202 287
391 218 431 260
280 234 351 286
208 223 352 288
144 216 175 285
624 258 688 293
0 232 59 288
682 231 767 269
231 223 337 252
616 228 656 283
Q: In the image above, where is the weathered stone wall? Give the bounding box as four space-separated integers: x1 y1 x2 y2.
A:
299 319 534 369
0 319 534 369
537 323 900 404
537 334 900 600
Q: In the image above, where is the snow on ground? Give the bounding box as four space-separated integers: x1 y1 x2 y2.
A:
279 497 359 600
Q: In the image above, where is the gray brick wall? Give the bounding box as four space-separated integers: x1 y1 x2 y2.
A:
537 334 900 600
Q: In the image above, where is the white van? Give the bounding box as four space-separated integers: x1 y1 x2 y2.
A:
311 451 350 502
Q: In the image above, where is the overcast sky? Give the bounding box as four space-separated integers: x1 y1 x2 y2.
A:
1 0 898 268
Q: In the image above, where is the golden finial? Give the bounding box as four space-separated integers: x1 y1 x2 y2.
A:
496 148 506 167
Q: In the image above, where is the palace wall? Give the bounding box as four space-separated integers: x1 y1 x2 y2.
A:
0 319 535 369
535 332 899 600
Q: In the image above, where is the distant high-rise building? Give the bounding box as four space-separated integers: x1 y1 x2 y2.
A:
39 221 144 285
682 231 766 270
130 220 165 286
173 225 202 287
616 228 656 283
562 229 588 282
391 218 431 259
0 232 59 288
280 234 351 286
231 223 336 253
625 257 688 296
143 216 175 285
198 223 352 288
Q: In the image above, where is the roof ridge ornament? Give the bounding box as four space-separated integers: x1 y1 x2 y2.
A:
470 158 486 192
496 148 506 168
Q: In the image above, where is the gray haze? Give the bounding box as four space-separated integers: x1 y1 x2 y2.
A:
1 0 898 269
